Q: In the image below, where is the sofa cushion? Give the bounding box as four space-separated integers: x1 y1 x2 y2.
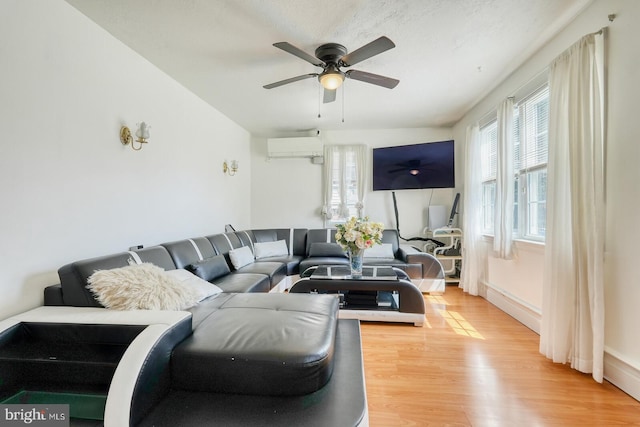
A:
187 255 230 282
364 243 395 258
86 263 200 310
171 293 339 396
235 261 286 288
229 246 254 269
254 240 288 259
308 242 347 258
214 273 270 293
253 255 304 276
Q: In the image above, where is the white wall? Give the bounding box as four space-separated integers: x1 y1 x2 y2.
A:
453 0 640 398
0 0 251 318
250 128 457 238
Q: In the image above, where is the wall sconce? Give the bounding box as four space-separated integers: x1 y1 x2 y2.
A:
223 160 239 176
120 122 150 151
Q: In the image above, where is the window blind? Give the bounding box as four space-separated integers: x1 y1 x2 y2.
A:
515 86 549 172
480 120 497 181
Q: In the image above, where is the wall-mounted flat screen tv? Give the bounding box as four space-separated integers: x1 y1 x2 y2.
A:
372 140 455 191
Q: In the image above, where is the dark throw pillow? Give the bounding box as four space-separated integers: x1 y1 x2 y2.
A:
187 255 231 282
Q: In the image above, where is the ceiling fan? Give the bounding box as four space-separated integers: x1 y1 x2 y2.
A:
263 36 399 103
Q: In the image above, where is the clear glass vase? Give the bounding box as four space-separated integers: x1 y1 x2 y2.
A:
349 248 365 278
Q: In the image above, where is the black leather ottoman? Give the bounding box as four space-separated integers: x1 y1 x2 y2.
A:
138 319 367 427
171 293 339 396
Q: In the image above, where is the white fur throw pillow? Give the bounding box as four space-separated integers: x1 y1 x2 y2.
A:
229 246 254 269
254 240 289 259
87 263 200 310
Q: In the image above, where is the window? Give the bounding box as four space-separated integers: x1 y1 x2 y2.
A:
480 84 549 241
328 149 359 221
480 121 497 233
322 145 366 223
515 87 548 239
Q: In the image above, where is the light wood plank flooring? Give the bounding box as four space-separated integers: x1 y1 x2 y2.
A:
359 286 640 426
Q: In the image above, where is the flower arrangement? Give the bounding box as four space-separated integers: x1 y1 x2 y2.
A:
335 217 384 254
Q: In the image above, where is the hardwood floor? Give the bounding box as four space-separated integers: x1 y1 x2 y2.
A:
359 286 640 426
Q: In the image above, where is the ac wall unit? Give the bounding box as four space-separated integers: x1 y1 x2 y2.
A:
267 137 323 159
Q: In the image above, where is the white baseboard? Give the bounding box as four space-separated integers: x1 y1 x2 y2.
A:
484 282 541 334
604 349 640 401
483 282 640 402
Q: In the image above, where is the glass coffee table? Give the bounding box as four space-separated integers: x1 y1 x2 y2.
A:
290 265 425 326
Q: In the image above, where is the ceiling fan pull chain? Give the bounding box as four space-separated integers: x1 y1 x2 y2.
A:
318 84 322 118
342 83 345 123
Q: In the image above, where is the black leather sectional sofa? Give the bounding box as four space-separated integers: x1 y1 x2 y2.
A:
3 227 443 426
45 227 444 306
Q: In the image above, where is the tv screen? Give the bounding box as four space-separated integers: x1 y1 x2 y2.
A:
372 140 455 190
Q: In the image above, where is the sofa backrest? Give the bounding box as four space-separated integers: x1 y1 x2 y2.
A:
136 246 178 269
161 237 217 269
379 229 401 255
57 246 177 307
305 229 339 254
237 228 308 257
205 232 243 269
306 228 401 255
206 232 242 253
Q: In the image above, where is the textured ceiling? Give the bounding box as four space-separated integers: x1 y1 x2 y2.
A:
64 0 591 136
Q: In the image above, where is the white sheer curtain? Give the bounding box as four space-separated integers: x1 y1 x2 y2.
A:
349 145 367 217
321 145 337 223
540 31 605 382
493 98 515 259
460 124 485 295
321 145 367 223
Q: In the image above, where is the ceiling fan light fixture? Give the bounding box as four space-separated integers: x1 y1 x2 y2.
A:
319 67 344 90
266 37 398 99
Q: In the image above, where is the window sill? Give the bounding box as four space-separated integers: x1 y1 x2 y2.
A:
481 235 545 254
